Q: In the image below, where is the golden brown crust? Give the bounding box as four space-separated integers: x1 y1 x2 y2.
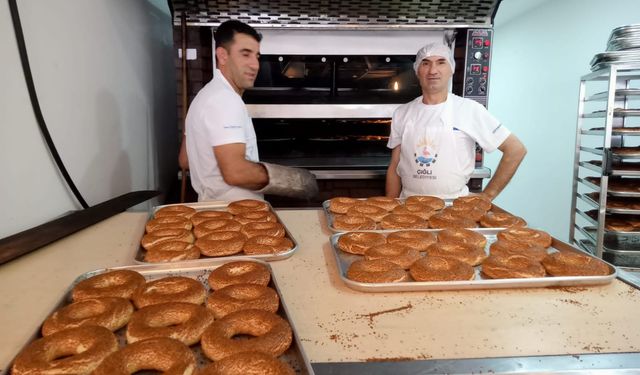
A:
489 240 548 262
541 251 611 277
132 276 206 308
405 195 446 210
126 302 214 346
199 351 295 375
452 195 492 212
227 199 270 215
146 216 193 233
479 212 527 228
333 215 376 231
380 213 429 230
328 197 359 214
144 241 201 262
347 204 388 222
241 222 286 238
196 231 247 257
243 236 294 255
234 210 278 224
191 210 234 226
392 203 437 220
365 196 401 211
364 243 422 269
437 228 487 249
154 205 197 219
337 232 387 255
42 297 133 336
442 205 486 222
93 337 196 375
141 228 194 250
194 219 242 238
386 230 437 251
497 227 553 248
409 256 475 282
72 270 146 302
208 261 271 290
12 326 118 375
201 309 293 361
425 242 487 266
481 254 546 279
207 284 279 319
346 259 409 283
428 212 477 229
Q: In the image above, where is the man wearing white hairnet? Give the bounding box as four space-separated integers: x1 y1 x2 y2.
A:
386 42 526 200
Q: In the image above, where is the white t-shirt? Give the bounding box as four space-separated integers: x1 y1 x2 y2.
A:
185 69 263 201
387 93 510 198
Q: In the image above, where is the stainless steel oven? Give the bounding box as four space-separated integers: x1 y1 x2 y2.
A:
171 0 502 206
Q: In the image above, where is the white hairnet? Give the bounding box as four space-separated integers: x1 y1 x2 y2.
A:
413 42 455 73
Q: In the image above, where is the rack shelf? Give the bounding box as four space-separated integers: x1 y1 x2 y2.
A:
569 65 640 268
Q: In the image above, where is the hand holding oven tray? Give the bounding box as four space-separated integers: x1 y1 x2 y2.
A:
5 259 314 375
137 200 299 264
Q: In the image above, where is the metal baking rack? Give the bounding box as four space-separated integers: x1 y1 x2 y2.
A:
569 64 640 267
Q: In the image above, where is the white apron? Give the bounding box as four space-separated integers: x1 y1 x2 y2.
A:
396 98 474 199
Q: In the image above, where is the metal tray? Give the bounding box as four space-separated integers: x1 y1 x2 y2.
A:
583 226 640 251
330 229 616 292
136 201 298 264
580 239 640 268
581 192 640 214
322 199 517 233
3 260 314 375
582 177 640 197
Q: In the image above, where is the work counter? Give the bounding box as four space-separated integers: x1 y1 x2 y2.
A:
2 209 640 374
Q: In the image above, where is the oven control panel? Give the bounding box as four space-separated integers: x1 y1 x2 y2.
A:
462 29 493 107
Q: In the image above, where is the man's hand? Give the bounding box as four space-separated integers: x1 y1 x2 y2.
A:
482 134 527 200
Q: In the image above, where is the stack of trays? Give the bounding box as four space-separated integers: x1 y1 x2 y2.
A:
590 24 640 71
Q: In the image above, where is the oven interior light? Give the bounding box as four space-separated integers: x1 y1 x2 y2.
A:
393 81 399 91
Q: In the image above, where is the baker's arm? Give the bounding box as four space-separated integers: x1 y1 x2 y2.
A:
214 143 269 190
481 134 527 201
178 136 189 170
386 146 402 198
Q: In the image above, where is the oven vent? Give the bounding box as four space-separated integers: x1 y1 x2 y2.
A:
171 0 501 28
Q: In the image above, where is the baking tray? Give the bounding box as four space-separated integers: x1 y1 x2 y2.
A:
581 192 640 214
330 229 616 292
322 199 517 233
136 201 298 263
3 259 314 375
579 239 640 268
583 226 640 251
582 177 640 197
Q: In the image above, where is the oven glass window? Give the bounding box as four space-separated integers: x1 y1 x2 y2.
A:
244 55 420 104
336 56 420 104
245 56 332 104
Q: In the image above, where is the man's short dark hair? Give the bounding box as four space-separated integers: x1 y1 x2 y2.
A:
214 20 262 50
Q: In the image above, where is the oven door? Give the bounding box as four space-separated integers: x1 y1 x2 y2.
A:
244 55 420 105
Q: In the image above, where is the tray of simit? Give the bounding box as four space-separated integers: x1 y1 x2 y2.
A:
5 259 314 375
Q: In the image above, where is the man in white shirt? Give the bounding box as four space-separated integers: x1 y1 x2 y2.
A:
186 20 317 201
386 42 526 200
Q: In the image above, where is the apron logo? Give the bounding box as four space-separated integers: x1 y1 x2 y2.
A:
414 137 438 167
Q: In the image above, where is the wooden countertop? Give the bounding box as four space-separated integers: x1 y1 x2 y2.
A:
1 209 640 372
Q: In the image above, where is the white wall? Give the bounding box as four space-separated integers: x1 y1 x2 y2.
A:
0 0 177 239
487 0 640 240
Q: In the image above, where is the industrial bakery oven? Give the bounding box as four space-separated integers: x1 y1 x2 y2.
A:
171 0 502 207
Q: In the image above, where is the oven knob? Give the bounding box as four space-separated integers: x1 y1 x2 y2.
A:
466 85 474 94
478 86 486 94
466 77 474 85
473 51 483 60
479 78 487 85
